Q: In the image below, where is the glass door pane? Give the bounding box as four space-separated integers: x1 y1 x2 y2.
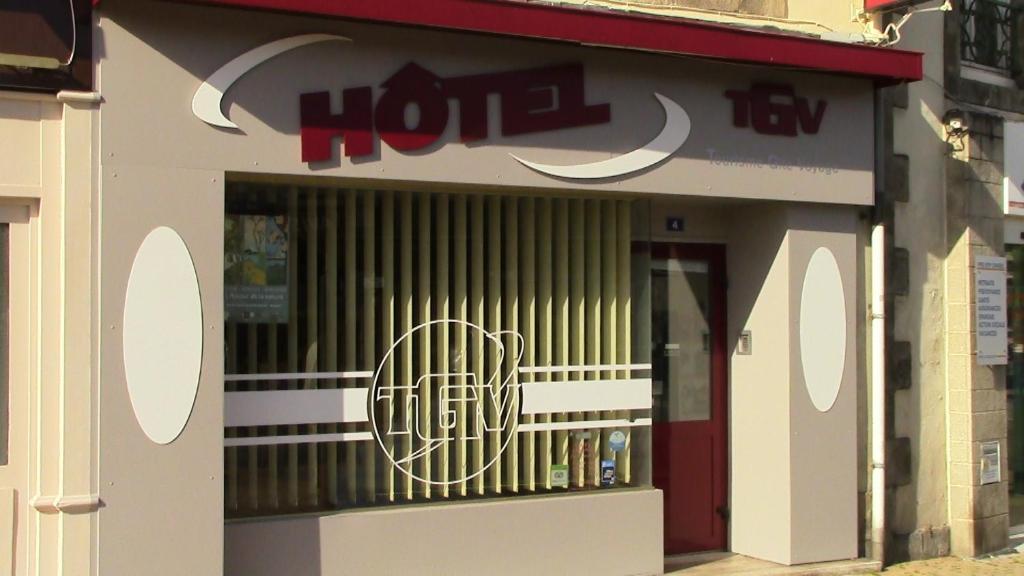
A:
652 256 712 423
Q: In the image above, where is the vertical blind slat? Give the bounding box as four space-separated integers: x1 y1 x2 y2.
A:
305 189 320 506
614 199 630 481
267 322 280 509
471 195 486 496
570 199 586 488
537 198 553 489
436 193 450 497
400 192 414 501
554 198 570 470
381 191 396 502
418 193 433 497
226 325 239 511
506 197 520 492
601 201 617 468
286 187 301 508
247 326 260 509
325 193 340 507
519 197 534 492
363 191 378 502
453 195 468 497
585 199 602 487
488 196 502 494
343 191 358 503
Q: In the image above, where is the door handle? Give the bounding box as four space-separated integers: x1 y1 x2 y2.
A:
716 505 730 521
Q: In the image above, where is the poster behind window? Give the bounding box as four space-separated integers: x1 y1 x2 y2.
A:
224 214 288 323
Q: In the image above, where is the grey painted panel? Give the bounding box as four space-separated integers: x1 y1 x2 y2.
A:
727 205 793 564
98 0 873 205
225 489 664 576
98 165 224 576
786 205 859 564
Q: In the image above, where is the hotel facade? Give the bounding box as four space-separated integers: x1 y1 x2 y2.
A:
0 1 934 574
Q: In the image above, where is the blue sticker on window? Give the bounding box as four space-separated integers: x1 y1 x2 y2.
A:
608 430 626 452
601 459 616 486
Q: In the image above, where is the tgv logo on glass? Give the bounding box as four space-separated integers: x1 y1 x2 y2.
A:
725 84 827 137
370 320 523 486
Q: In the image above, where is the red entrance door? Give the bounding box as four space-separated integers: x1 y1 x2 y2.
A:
651 243 728 555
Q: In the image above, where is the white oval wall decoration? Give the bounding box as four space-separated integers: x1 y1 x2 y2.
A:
799 247 847 413
123 227 204 444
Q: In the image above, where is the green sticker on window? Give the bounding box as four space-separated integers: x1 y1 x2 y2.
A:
551 464 569 488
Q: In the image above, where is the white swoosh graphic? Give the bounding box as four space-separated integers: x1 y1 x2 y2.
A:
510 93 690 179
192 34 351 129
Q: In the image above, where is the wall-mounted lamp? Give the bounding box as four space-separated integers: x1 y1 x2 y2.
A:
943 109 969 139
943 109 969 152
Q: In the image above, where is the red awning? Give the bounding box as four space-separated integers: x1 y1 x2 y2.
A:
160 0 921 83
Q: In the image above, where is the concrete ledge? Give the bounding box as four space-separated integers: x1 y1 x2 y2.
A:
226 488 663 576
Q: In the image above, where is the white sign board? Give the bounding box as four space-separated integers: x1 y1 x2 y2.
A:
1004 121 1024 216
980 440 1001 485
975 256 1008 365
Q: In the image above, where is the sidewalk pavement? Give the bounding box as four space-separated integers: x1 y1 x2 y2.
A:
876 554 1024 575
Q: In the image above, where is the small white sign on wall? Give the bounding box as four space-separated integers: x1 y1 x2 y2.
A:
975 256 1008 366
980 441 1001 485
1005 121 1024 216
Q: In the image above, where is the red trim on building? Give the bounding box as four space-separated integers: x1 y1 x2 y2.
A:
164 0 922 83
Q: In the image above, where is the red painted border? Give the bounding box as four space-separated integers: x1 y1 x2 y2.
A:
164 0 922 82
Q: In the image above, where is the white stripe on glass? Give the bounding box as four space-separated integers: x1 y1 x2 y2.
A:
519 379 652 414
517 418 653 433
224 431 374 447
517 363 651 374
225 388 369 427
224 370 373 382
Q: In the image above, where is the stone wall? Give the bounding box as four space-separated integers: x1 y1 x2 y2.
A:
944 112 1011 556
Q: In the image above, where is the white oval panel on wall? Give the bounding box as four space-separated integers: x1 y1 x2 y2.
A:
799 247 847 413
123 227 204 444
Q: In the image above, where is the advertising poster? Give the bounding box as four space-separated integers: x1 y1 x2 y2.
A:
225 214 289 323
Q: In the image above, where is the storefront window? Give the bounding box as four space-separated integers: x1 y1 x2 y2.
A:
224 182 653 517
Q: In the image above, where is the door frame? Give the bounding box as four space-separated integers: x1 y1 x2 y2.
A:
650 241 729 553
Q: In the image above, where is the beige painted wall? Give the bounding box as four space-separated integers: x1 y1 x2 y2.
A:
647 198 733 244
889 7 952 551
787 1 865 34
0 91 99 576
552 0 867 36
226 490 663 576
